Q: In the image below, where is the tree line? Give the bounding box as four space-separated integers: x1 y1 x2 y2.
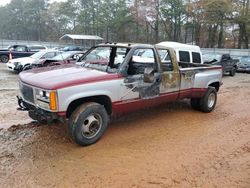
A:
0 0 249 48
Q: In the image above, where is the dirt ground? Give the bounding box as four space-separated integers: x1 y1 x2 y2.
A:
0 63 250 188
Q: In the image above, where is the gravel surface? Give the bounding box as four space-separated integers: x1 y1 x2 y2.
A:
0 63 250 188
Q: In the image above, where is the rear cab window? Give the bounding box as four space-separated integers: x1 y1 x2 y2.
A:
179 51 190 62
192 52 201 63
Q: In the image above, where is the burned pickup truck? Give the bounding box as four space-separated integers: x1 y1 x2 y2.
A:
18 43 222 146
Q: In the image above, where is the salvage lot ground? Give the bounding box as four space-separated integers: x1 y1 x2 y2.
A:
0 63 250 188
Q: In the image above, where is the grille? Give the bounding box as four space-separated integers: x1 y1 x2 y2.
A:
20 83 34 104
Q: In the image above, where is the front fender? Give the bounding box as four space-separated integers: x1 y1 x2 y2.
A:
57 88 113 112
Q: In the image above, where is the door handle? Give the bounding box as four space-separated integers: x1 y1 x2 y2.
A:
121 82 137 86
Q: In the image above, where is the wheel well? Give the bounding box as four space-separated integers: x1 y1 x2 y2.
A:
66 95 112 118
24 63 30 66
209 82 220 91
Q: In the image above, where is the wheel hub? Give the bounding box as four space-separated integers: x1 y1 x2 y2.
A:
208 93 216 108
81 113 102 139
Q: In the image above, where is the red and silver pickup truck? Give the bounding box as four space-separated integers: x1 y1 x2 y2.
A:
18 43 222 146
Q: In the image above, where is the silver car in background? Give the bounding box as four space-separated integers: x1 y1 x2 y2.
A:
237 56 250 73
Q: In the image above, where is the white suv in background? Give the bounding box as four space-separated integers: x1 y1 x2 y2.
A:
6 50 62 73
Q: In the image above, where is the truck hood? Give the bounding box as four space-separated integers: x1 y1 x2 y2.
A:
19 64 122 90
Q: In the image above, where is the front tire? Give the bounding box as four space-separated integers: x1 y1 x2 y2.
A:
1 55 9 63
23 64 31 71
69 102 109 146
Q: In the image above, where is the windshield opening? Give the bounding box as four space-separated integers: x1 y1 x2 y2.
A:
79 46 130 72
30 51 47 59
52 52 73 60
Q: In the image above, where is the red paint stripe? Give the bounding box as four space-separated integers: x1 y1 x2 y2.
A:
112 88 207 115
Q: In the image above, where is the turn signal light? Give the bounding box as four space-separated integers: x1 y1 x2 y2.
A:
49 91 57 111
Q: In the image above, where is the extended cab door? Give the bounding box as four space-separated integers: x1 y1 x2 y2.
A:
120 47 161 101
157 48 181 100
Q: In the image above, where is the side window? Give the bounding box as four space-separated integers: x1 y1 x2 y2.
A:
179 51 190 62
15 46 26 52
83 47 111 61
114 47 127 66
42 52 56 59
192 52 201 63
222 54 230 60
128 48 157 75
72 54 81 60
158 49 173 71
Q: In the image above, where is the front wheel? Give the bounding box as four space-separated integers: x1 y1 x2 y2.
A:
1 55 9 63
69 102 109 146
22 64 31 71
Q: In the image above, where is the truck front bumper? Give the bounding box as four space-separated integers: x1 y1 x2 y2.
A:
17 96 65 123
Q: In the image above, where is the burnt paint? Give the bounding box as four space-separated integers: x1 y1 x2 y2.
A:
123 74 160 99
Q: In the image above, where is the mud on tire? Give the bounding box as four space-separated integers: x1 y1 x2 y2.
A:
68 102 109 146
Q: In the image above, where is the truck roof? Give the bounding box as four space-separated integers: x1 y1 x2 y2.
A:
96 42 154 49
157 41 201 52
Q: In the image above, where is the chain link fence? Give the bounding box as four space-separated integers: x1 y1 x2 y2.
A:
0 39 66 49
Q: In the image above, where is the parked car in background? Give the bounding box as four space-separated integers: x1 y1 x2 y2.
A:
6 50 61 73
31 51 85 68
0 44 47 63
203 53 238 76
62 45 84 51
237 56 250 73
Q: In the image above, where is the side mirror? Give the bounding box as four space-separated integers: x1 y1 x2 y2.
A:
143 67 155 83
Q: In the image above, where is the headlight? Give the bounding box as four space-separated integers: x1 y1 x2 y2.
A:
35 89 57 111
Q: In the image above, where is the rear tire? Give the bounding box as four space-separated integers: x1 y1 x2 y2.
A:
190 87 217 113
68 102 109 146
229 68 236 76
199 87 217 113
